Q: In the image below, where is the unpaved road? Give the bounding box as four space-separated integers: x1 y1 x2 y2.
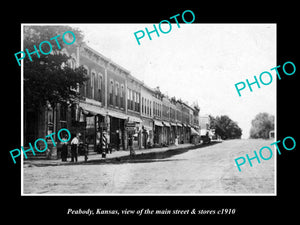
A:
23 139 275 194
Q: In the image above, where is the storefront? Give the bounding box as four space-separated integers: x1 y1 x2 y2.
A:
107 110 127 151
170 122 177 145
127 115 142 150
191 127 200 144
109 117 124 150
141 117 153 149
154 120 163 146
162 121 170 146
182 124 191 143
79 101 107 153
176 123 183 144
79 101 129 153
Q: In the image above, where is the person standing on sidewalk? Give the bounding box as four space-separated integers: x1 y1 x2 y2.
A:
61 134 69 162
70 133 79 162
116 130 121 151
129 134 135 156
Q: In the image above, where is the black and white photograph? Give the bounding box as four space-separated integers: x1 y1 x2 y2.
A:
4 5 298 221
21 23 276 195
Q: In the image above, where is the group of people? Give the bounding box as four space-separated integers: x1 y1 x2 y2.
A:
60 133 80 162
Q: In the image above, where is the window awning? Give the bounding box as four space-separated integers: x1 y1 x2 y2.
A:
154 120 163 127
127 115 143 123
162 121 170 127
170 122 177 126
176 123 182 127
107 110 127 120
191 127 200 136
200 129 209 136
79 102 106 116
142 125 153 130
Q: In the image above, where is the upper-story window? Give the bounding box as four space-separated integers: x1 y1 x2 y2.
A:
130 90 134 110
160 104 162 117
133 92 136 110
141 97 144 114
69 59 76 69
69 58 79 93
98 73 103 102
147 99 149 116
115 82 119 107
81 66 89 97
127 88 130 110
109 80 114 105
120 84 124 108
135 92 140 112
91 71 96 99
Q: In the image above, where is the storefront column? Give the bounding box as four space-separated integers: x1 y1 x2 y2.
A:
94 115 97 152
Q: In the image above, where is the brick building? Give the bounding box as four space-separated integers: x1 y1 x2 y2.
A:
24 41 201 158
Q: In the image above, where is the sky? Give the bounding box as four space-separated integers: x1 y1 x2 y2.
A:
72 23 276 139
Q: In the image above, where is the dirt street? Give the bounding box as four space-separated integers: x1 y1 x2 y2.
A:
23 139 275 195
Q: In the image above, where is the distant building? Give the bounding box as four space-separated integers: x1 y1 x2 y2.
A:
140 83 155 148
199 115 210 136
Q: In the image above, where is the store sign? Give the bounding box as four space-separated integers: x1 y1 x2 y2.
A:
126 122 136 127
125 121 136 134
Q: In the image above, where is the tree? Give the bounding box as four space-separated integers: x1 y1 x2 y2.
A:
23 25 88 109
209 115 242 140
250 113 274 139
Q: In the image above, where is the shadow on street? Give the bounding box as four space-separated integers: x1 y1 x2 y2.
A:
28 141 222 167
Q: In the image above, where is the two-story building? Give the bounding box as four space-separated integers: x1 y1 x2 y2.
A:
140 83 155 148
77 44 130 152
126 74 142 149
24 37 202 159
152 87 163 146
169 98 177 145
162 97 171 145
